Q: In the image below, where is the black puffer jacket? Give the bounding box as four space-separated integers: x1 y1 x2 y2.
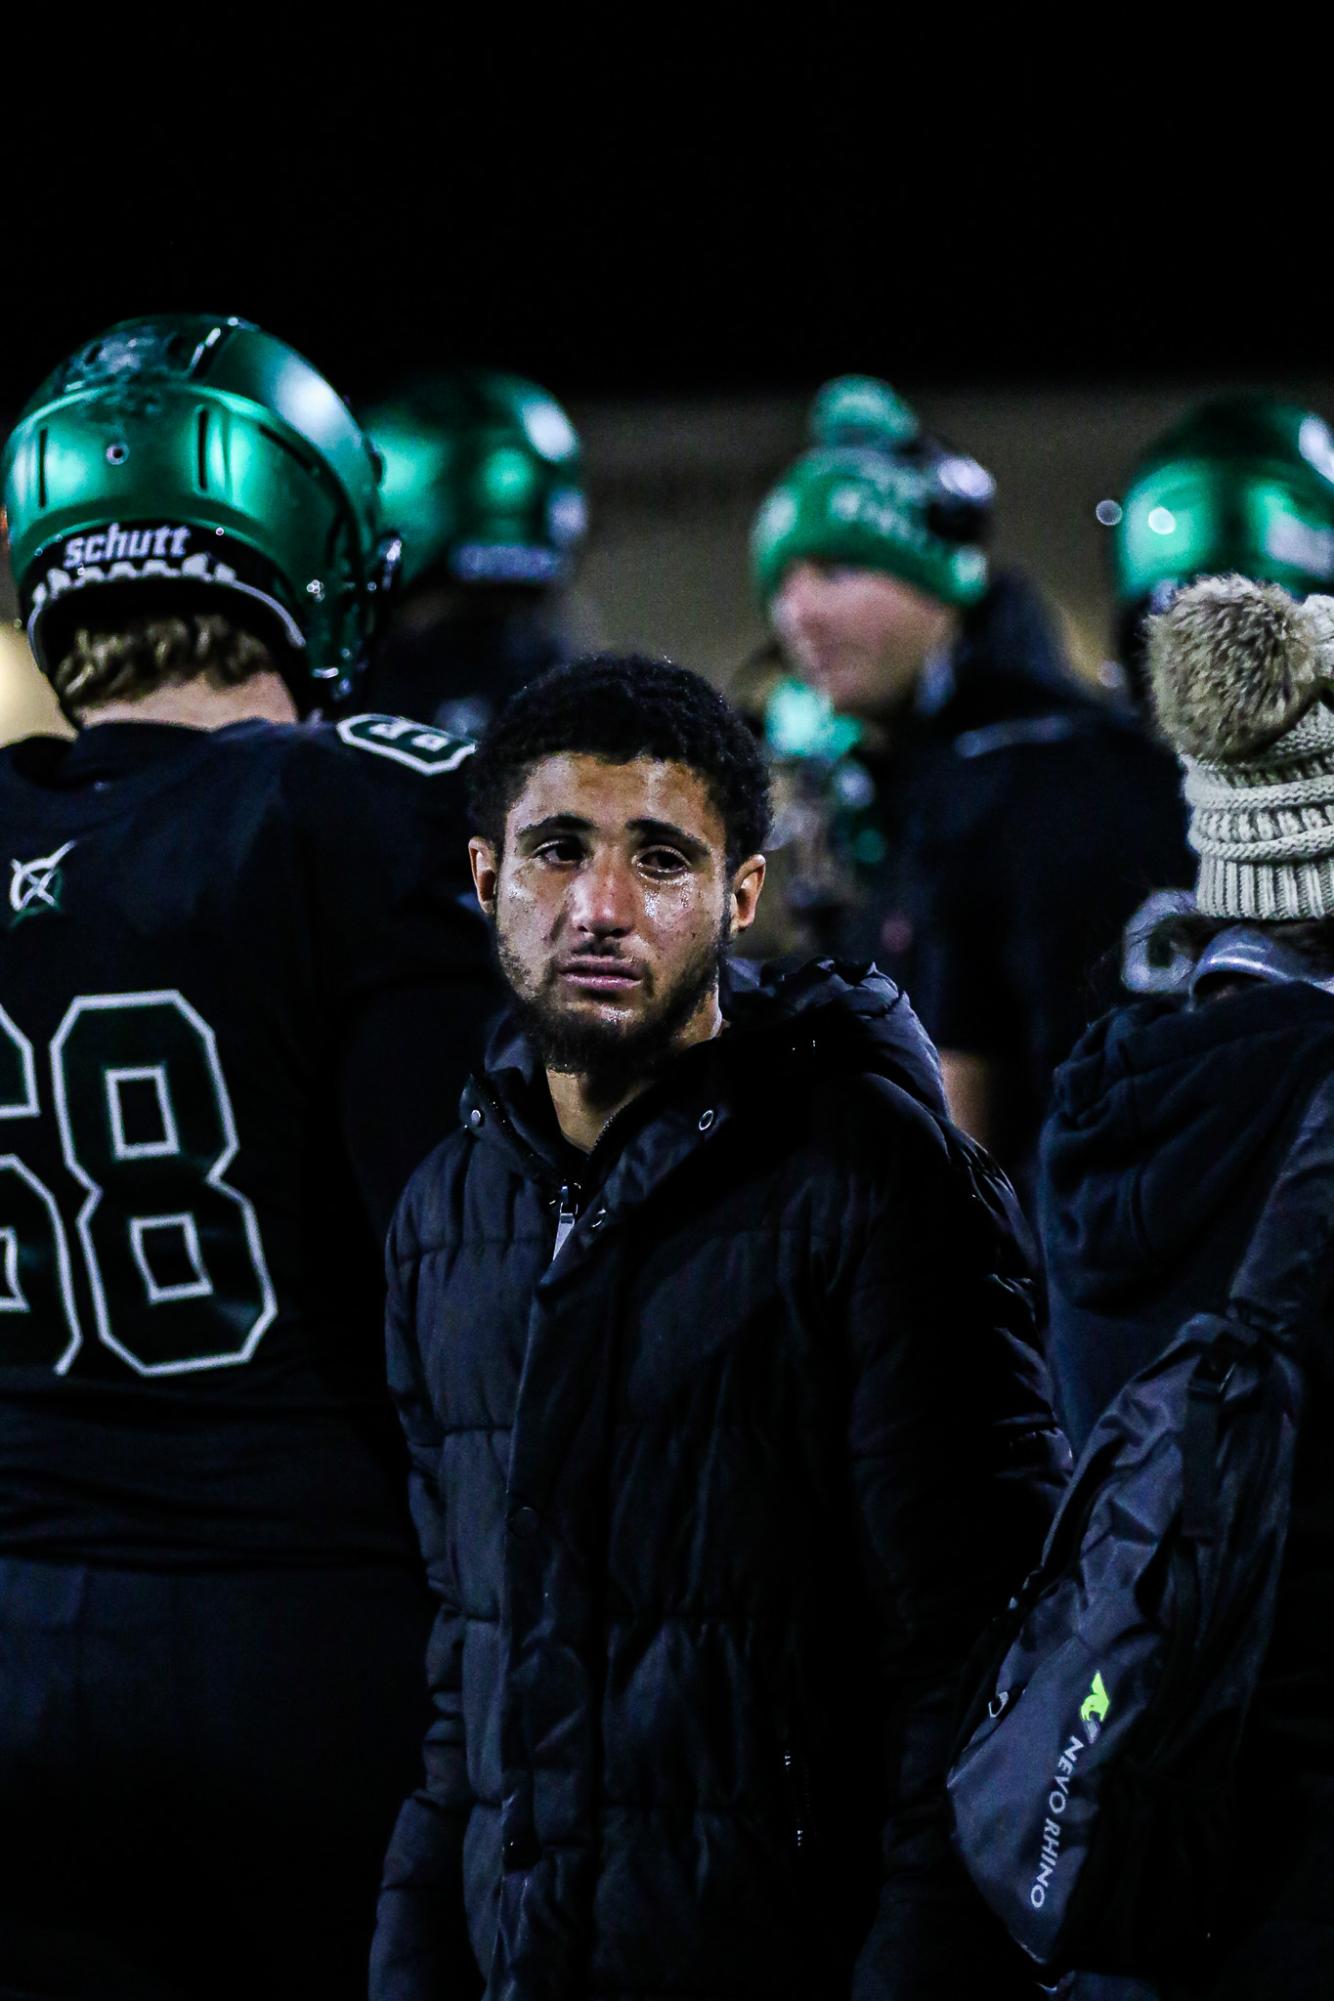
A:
1041 976 1334 1999
373 961 1066 2001
827 574 1191 1196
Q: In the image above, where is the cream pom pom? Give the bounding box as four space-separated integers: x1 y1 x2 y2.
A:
1148 574 1334 761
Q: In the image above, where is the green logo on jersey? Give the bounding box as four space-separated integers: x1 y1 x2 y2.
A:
9 840 75 927
335 713 475 776
1080 1671 1111 1742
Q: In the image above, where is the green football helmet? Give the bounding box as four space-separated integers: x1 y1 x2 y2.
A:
1 314 400 711
364 371 586 590
1111 395 1334 614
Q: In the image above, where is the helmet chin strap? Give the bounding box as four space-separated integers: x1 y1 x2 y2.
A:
316 533 403 718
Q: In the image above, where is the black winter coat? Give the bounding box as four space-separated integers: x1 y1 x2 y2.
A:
371 961 1066 2001
1041 977 1334 2000
830 574 1191 1197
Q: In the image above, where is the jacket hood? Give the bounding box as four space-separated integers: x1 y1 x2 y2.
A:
722 956 946 1112
1041 980 1334 1312
945 569 1097 728
465 957 947 1182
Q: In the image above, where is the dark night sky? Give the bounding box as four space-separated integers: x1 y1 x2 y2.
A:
1 39 1314 410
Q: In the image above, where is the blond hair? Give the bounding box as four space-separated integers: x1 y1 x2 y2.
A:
53 613 275 716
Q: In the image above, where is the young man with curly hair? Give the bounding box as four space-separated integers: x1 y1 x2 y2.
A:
372 653 1067 2001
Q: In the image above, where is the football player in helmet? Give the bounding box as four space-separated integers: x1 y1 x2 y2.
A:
0 315 493 1997
1109 393 1334 700
362 369 587 735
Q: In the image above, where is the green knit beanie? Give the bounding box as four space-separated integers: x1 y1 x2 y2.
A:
751 376 993 608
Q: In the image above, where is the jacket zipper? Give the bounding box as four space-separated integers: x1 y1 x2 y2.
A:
781 1740 812 1856
552 1182 580 1262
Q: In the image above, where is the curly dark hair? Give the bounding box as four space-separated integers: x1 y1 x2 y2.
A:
467 653 772 866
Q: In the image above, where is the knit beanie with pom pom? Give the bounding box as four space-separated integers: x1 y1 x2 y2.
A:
1149 574 1334 918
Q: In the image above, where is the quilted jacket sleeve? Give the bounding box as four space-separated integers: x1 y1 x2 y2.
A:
371 1192 483 2001
845 1109 1068 2000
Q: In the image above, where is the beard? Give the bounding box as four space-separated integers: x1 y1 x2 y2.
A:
497 912 730 1106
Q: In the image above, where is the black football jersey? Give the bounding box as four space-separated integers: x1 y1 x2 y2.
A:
0 712 492 1568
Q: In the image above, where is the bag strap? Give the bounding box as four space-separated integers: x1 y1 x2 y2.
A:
1228 1069 1334 1339
1180 1070 1334 1542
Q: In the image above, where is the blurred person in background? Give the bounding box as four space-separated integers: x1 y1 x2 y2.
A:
0 625 66 741
0 315 491 1999
751 375 1186 1201
1042 576 1334 1999
1108 396 1334 997
361 370 588 735
1107 395 1334 707
0 485 71 743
